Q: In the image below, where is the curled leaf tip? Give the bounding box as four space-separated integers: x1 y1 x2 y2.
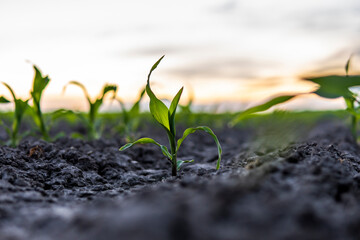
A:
147 55 165 83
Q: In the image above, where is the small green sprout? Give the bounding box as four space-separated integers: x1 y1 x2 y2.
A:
117 87 146 141
30 66 50 140
63 81 118 140
119 56 222 176
1 65 50 144
0 83 30 147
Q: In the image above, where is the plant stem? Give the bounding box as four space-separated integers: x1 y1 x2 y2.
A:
88 106 97 140
38 112 49 141
88 122 96 140
344 97 357 140
172 155 177 176
34 102 49 141
351 115 357 140
169 134 177 177
11 120 19 147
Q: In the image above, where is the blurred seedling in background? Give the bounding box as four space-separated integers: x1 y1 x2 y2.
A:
117 87 145 142
231 55 360 142
178 83 196 125
120 56 222 177
179 83 194 114
0 65 51 145
229 95 297 127
304 55 360 140
30 66 51 141
0 83 30 147
63 81 118 140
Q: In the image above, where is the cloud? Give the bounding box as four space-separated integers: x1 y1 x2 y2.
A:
294 6 360 32
245 76 285 88
163 58 279 80
210 1 360 34
211 0 239 14
124 45 194 57
303 44 360 75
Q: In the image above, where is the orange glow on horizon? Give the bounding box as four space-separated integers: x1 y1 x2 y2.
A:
0 72 349 113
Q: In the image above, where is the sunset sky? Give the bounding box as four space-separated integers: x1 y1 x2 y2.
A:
0 0 359 111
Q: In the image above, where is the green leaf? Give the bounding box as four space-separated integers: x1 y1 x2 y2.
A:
102 84 118 100
160 145 172 159
32 65 50 102
345 97 357 116
176 159 194 171
169 87 183 117
0 82 30 145
230 95 296 126
128 88 146 118
168 87 183 135
30 66 50 140
119 137 171 159
128 101 140 119
118 89 145 125
146 56 170 131
50 109 76 121
147 55 165 82
0 96 10 103
2 82 17 101
177 126 222 170
2 82 30 119
92 99 103 116
147 89 171 131
14 99 29 121
63 81 92 104
303 75 360 99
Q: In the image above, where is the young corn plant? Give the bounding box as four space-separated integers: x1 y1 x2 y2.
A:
119 56 222 176
344 56 359 138
0 83 30 147
303 56 360 139
1 65 50 143
63 81 118 140
230 55 360 143
117 87 146 142
30 66 50 140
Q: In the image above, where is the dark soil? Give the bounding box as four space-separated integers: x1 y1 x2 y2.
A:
1 117 360 240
